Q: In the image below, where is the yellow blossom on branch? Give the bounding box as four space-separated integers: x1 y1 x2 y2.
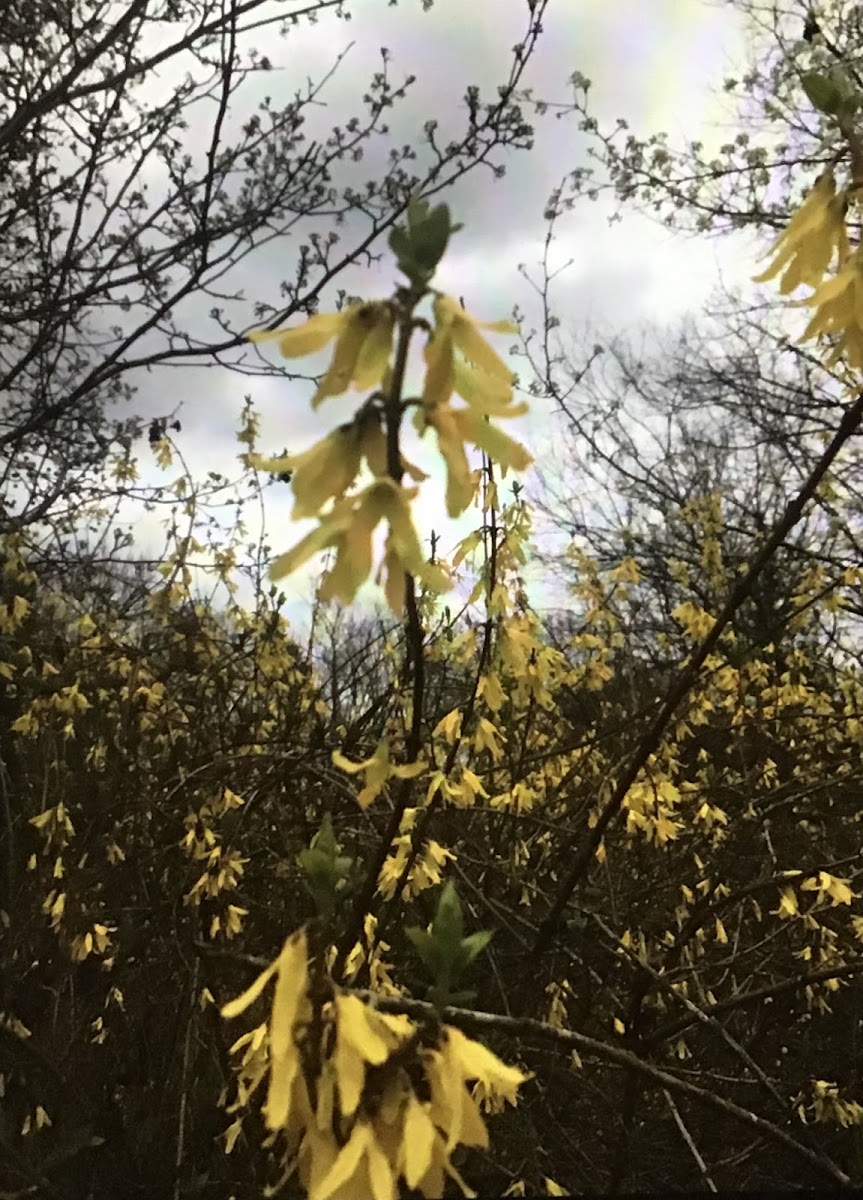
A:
268 479 450 612
801 871 855 906
332 740 427 810
794 246 863 370
251 412 428 522
432 294 517 380
418 403 532 517
220 925 531 1199
248 301 395 407
752 169 850 294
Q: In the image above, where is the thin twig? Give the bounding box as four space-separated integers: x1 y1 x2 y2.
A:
664 1088 719 1193
174 958 200 1200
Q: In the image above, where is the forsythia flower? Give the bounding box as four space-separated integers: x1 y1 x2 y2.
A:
795 245 863 370
248 301 395 407
418 294 530 516
332 740 427 810
221 926 530 1200
268 479 450 613
418 404 532 517
801 871 855 906
753 170 850 294
429 294 517 384
251 412 428 522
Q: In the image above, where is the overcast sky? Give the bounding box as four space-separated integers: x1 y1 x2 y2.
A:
116 0 757 626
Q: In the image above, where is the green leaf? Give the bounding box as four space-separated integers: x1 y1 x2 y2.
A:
801 71 857 117
453 929 493 972
388 226 413 260
297 847 335 882
406 925 443 976
432 882 464 957
311 813 337 858
407 196 432 230
408 204 452 273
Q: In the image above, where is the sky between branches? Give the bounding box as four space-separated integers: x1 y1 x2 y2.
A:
115 0 758 621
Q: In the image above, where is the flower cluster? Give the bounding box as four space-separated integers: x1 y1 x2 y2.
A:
753 167 863 369
221 927 529 1200
247 289 531 612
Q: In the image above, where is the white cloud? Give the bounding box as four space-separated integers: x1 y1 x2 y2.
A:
89 0 756 628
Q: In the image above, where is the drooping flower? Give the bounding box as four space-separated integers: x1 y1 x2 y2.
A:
249 302 395 407
220 927 311 1133
794 246 863 369
332 739 426 809
753 170 850 294
417 403 532 517
432 294 517 380
251 412 427 522
252 425 365 520
268 479 450 612
221 923 530 1200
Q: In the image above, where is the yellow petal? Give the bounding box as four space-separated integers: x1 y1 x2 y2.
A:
268 510 353 582
335 994 390 1065
380 539 407 614
391 759 427 780
366 1128 396 1200
448 1027 529 1104
353 309 395 391
361 420 389 477
428 406 474 517
312 1120 372 1200
334 1038 366 1118
318 499 381 604
220 959 279 1019
453 358 524 416
414 1132 447 1200
265 929 309 1128
453 410 532 475
332 749 374 775
248 311 345 356
288 427 365 520
434 294 515 382
421 330 456 408
313 304 389 407
375 484 434 580
265 1051 300 1131
435 293 517 335
402 1095 436 1188
269 930 308 1060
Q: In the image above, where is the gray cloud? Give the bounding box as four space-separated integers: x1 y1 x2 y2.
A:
97 0 749 622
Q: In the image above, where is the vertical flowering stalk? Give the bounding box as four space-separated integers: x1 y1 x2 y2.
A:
221 201 534 1196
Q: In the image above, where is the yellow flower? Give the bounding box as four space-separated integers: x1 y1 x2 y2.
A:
269 479 449 612
775 886 799 919
248 302 395 407
801 871 855 906
453 356 526 417
423 1025 529 1161
432 294 516 381
251 420 369 520
310 1119 395 1200
253 412 428 519
418 404 531 517
422 337 525 417
795 247 863 369
332 740 426 809
220 928 310 1131
753 170 850 294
